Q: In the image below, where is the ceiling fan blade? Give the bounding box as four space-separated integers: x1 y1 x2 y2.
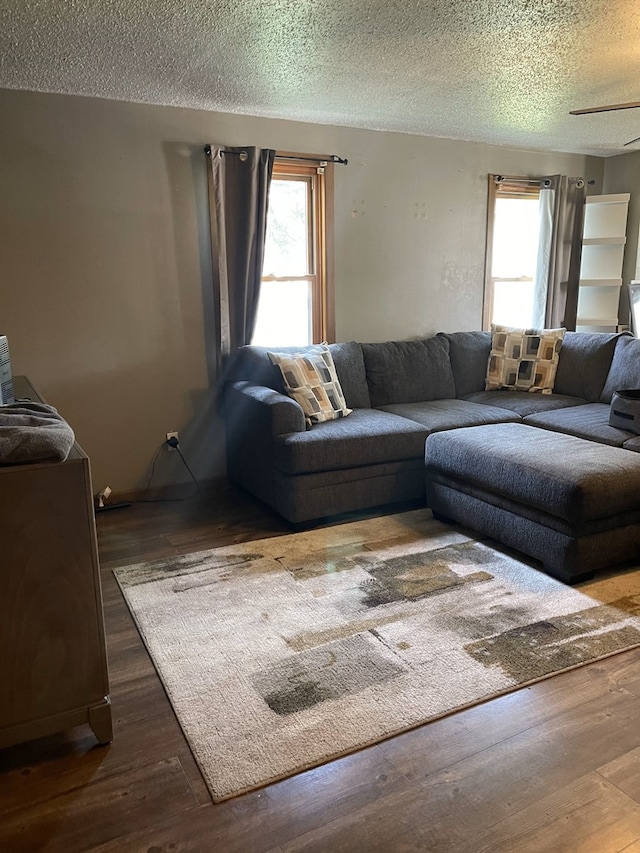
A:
570 101 640 115
624 135 640 147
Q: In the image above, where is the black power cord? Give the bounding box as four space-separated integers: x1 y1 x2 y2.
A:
135 438 200 504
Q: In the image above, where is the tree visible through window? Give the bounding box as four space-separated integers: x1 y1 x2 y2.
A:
252 157 333 346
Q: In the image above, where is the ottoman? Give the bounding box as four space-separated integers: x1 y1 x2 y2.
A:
425 422 640 583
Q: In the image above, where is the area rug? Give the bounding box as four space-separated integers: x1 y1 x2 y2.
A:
114 509 640 802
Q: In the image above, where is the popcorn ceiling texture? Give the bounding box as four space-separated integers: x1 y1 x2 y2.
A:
1 0 640 155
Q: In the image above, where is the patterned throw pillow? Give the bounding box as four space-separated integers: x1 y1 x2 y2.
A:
485 325 566 394
268 344 353 427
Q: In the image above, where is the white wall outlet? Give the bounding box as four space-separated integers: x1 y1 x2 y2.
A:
166 431 179 451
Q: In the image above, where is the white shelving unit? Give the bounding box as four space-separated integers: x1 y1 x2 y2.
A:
577 193 630 332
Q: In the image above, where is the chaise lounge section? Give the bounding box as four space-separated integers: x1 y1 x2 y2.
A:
425 422 640 583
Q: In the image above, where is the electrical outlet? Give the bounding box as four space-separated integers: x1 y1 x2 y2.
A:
166 431 179 451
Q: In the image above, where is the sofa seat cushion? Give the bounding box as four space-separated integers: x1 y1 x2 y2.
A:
463 390 586 417
378 399 520 432
524 403 636 447
623 435 640 453
425 422 640 524
362 338 455 406
274 408 429 475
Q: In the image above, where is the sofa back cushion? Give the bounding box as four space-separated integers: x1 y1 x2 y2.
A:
553 331 621 402
361 337 455 407
329 342 372 408
227 341 371 409
600 335 640 403
438 331 491 397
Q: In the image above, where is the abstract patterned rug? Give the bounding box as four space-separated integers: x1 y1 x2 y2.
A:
114 509 640 802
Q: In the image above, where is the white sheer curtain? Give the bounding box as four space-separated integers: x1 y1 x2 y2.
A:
533 185 554 328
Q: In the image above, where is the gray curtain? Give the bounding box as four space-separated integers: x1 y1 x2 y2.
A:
532 175 586 330
206 145 275 365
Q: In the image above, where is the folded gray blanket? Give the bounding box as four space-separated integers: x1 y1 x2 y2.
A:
0 402 75 463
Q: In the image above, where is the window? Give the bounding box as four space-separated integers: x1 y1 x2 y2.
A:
483 176 542 329
251 157 334 347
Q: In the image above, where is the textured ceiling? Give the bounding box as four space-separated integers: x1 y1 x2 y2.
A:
2 0 640 156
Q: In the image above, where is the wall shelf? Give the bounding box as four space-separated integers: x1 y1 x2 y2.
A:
584 193 632 205
582 236 627 246
578 278 622 287
577 317 620 327
577 193 630 332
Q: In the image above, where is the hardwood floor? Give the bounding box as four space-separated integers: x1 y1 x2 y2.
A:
1 483 640 852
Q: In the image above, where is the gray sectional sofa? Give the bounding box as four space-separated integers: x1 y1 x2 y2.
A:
224 330 640 531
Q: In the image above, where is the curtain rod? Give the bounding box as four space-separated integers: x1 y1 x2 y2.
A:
493 175 540 185
204 145 348 165
493 174 591 188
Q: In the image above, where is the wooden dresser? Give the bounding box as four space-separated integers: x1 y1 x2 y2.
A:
0 376 112 748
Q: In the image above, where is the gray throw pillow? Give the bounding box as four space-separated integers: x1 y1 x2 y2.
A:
601 335 640 403
438 331 491 397
555 331 621 402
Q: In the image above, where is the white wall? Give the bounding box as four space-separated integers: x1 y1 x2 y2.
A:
0 88 604 493
333 135 603 341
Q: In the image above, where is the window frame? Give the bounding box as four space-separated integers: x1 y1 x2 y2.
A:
259 154 335 344
482 175 541 330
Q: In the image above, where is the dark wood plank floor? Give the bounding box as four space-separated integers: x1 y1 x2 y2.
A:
1 483 640 852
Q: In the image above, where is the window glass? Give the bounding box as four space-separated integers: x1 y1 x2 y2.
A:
251 281 313 347
262 179 310 277
491 195 540 327
252 158 333 347
492 197 540 279
484 179 542 329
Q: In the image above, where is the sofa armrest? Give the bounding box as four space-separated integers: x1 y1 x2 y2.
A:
225 381 306 437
